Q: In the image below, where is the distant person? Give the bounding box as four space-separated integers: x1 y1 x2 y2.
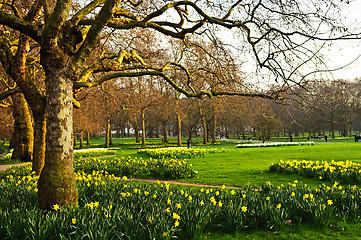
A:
355 134 358 142
290 135 293 142
325 135 328 142
187 137 191 148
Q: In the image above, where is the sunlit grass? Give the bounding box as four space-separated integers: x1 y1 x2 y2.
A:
1 165 361 239
1 139 361 239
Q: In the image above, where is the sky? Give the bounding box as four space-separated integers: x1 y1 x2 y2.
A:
306 0 361 80
235 0 361 82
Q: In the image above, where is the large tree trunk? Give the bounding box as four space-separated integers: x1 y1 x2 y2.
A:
37 72 78 209
32 112 46 174
7 33 46 173
11 93 34 162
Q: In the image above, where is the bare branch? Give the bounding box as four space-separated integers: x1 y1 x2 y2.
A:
42 0 71 41
0 10 40 42
70 0 121 70
71 0 106 25
0 87 21 100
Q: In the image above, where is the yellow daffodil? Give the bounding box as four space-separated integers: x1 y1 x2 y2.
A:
172 212 180 220
53 204 60 211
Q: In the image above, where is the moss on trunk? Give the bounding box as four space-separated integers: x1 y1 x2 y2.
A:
37 71 78 209
11 93 34 162
32 113 46 174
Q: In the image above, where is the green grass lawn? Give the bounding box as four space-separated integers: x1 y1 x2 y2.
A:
124 139 361 240
182 142 361 188
202 221 361 240
74 138 361 188
3 137 361 239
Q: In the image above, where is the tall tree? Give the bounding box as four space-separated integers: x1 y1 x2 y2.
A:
0 0 358 209
10 93 34 162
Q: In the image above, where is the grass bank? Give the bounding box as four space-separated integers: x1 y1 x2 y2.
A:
183 142 361 188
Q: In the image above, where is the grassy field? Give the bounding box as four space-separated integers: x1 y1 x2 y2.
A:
86 137 360 186
183 142 361 188
113 138 361 240
2 137 361 239
70 137 361 187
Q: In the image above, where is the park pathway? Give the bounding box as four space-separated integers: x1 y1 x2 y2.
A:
0 147 30 172
0 147 22 172
0 147 9 159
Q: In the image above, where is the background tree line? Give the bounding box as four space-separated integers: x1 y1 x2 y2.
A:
2 77 361 148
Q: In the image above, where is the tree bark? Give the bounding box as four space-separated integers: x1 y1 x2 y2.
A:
330 113 335 139
32 112 46 174
135 126 140 143
212 115 217 144
37 71 78 209
177 112 182 146
105 120 110 148
162 121 168 143
73 132 77 147
11 93 34 162
141 109 146 147
79 131 84 149
202 116 207 144
109 125 113 146
86 132 90 146
349 112 353 137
